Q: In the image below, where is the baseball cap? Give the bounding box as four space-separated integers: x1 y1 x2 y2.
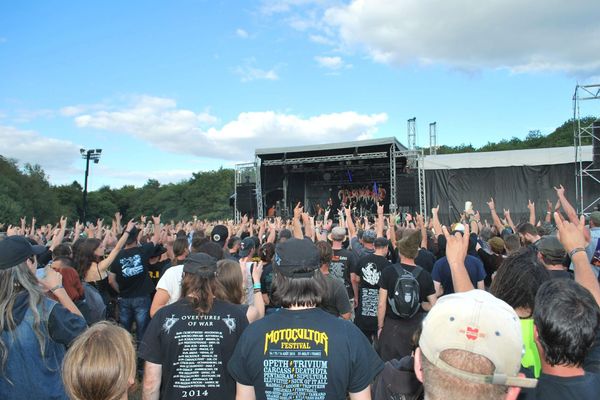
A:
150 244 168 259
274 238 320 278
419 290 537 388
537 235 566 264
362 229 376 243
0 236 47 270
329 226 346 242
451 223 465 234
238 237 256 258
183 252 218 277
211 225 228 247
487 237 505 254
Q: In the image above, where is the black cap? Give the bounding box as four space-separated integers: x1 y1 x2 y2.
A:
274 238 319 278
537 236 566 264
0 236 47 270
211 225 228 246
183 253 218 277
238 237 256 258
150 244 167 258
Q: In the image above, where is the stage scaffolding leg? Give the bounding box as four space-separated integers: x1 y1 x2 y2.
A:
389 145 397 213
418 151 427 219
255 157 264 220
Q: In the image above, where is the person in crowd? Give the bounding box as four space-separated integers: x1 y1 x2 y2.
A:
329 226 357 310
0 235 86 398
536 235 572 280
238 237 257 305
352 236 390 342
147 244 171 296
315 240 352 319
378 230 437 361
431 225 486 296
228 238 383 399
226 236 241 260
140 253 249 400
73 219 136 316
210 224 229 249
414 289 538 400
216 258 265 323
504 233 522 255
62 322 136 400
110 217 160 347
150 241 223 317
476 235 505 286
258 242 276 307
517 223 542 247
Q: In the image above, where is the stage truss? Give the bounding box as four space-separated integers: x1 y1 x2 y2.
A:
573 84 600 214
236 142 426 222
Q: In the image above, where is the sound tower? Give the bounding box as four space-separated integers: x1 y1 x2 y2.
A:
396 173 418 208
236 184 257 217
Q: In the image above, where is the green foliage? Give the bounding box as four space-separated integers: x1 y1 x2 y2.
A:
427 116 596 155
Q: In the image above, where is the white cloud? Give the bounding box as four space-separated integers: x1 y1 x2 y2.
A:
322 0 600 75
233 60 280 82
236 28 249 38
309 34 335 46
73 95 388 161
315 55 349 70
0 125 80 170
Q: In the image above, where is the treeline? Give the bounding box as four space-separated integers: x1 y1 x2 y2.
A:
1 117 595 226
0 156 234 225
430 117 596 155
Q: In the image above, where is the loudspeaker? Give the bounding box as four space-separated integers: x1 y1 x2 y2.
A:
236 184 257 216
396 174 418 207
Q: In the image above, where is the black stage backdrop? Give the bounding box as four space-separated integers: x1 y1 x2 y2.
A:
425 163 599 225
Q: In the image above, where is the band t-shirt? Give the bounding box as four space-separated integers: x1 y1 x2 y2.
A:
227 307 384 400
320 274 352 318
378 263 436 319
110 243 156 298
139 298 249 400
331 248 357 300
352 254 390 332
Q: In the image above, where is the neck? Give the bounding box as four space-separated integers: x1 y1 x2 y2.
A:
288 305 316 310
332 241 342 250
320 264 329 274
541 360 585 377
545 264 565 271
124 243 136 249
400 255 416 265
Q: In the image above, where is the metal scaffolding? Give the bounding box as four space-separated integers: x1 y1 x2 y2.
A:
573 84 600 214
407 118 416 150
234 162 257 223
429 122 437 155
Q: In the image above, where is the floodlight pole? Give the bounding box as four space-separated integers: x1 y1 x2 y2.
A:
81 149 102 223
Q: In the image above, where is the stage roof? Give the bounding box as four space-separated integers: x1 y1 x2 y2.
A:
423 146 591 170
255 137 407 159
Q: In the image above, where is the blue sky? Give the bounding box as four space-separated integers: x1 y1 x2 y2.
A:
1 0 599 190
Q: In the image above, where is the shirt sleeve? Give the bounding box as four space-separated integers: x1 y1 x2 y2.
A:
378 265 394 291
418 270 436 298
431 260 442 282
348 325 384 393
334 281 352 315
139 310 164 364
227 329 254 385
48 304 87 346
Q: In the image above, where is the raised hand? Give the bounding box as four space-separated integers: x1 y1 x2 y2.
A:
486 198 495 211
294 202 303 219
442 223 470 267
527 200 535 211
554 184 565 197
125 219 136 232
431 205 439 215
152 214 161 226
554 213 588 253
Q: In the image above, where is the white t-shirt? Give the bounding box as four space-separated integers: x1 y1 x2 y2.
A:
156 264 184 305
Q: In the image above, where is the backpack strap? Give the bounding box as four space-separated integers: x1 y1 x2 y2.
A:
412 265 423 280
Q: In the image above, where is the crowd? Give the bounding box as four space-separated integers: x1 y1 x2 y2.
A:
0 183 599 400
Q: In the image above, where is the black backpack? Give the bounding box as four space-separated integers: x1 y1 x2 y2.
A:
388 264 422 319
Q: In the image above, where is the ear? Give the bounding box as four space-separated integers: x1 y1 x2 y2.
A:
414 347 424 383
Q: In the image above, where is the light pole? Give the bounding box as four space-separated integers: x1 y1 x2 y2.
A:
80 148 102 223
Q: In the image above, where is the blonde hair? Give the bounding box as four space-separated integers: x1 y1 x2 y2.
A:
62 322 136 400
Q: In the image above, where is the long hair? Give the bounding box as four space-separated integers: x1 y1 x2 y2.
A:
180 272 226 315
270 269 327 308
62 322 136 400
73 238 102 279
0 262 47 376
216 260 244 304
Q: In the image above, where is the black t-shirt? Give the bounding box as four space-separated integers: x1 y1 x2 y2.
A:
533 372 600 399
320 274 352 317
415 248 435 274
352 253 390 331
227 307 384 399
331 248 357 299
378 263 436 319
110 243 156 298
260 262 274 297
139 298 249 400
148 259 172 288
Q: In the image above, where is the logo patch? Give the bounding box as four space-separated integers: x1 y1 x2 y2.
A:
466 326 479 340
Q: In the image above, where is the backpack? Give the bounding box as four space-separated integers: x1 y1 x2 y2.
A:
388 264 422 319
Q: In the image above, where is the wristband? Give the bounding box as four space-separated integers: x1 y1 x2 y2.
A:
569 248 586 258
253 283 261 290
50 284 64 293
253 288 262 294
